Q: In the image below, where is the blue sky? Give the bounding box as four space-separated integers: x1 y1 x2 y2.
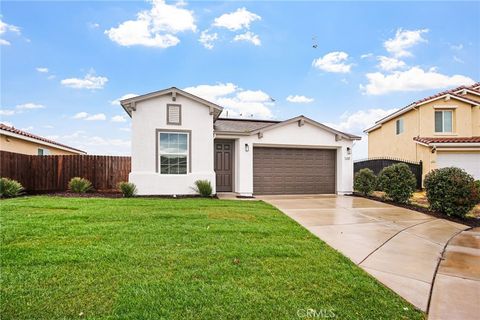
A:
1 1 479 157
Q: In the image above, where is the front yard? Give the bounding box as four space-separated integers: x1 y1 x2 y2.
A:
1 197 423 319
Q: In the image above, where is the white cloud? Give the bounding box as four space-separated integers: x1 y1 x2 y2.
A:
61 71 108 90
361 66 475 95
88 22 100 29
450 43 463 51
54 131 130 155
111 115 127 122
110 93 139 106
105 0 196 48
326 108 398 160
20 126 34 132
0 18 20 45
184 83 274 118
73 112 89 119
233 31 261 46
360 53 373 59
16 102 45 110
453 56 464 64
120 127 131 132
286 95 314 103
312 51 352 73
36 67 49 73
85 113 106 121
0 109 15 116
199 30 218 49
43 125 54 129
384 28 428 58
377 56 406 71
213 7 261 31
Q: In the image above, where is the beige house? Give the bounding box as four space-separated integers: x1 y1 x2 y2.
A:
0 124 86 155
365 82 480 180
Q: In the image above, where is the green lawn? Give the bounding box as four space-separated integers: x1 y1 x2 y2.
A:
1 196 424 319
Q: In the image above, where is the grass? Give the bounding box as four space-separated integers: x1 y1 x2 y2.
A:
1 196 424 319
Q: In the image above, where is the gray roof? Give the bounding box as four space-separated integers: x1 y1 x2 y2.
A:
214 118 280 133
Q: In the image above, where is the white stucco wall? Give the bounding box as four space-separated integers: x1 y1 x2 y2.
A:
129 94 216 195
216 121 355 196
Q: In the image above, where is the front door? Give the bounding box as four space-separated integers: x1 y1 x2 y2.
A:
214 140 234 192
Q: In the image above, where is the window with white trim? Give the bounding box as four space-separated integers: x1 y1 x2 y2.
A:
435 110 453 133
38 148 50 155
395 118 404 135
159 132 188 174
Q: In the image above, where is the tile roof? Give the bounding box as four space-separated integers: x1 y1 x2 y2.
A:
214 118 281 133
365 82 480 132
413 136 480 144
0 124 86 154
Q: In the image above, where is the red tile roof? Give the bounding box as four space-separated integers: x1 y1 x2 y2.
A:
0 124 86 154
371 82 480 126
413 136 480 144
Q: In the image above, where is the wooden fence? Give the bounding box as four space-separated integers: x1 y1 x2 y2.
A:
354 157 423 189
0 151 131 192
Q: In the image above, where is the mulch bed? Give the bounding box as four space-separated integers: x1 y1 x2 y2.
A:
33 192 124 198
352 193 480 228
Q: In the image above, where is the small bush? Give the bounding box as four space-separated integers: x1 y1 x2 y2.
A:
118 181 137 198
194 180 212 197
0 178 24 198
377 163 416 203
476 180 480 203
424 167 478 217
68 177 93 193
354 168 377 196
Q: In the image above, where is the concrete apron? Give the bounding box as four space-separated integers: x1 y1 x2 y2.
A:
258 195 472 314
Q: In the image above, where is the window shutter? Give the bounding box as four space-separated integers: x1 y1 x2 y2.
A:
167 105 181 125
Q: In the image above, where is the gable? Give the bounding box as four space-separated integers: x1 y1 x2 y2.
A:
120 87 223 119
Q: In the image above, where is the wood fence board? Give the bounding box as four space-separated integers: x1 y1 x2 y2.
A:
0 151 131 192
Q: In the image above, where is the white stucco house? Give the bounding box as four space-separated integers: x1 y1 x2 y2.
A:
121 87 360 197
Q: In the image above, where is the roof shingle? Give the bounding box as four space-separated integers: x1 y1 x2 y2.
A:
0 124 86 154
413 136 480 144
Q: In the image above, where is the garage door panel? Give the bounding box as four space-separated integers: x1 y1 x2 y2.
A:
437 152 480 180
253 147 336 195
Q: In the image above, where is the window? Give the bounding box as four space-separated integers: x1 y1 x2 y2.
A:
38 148 50 155
395 118 404 135
435 110 453 133
167 104 181 125
159 132 188 174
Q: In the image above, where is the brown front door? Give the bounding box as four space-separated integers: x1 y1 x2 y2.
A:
214 140 234 192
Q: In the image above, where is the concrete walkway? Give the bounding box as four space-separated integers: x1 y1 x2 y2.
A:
428 227 480 320
258 195 472 313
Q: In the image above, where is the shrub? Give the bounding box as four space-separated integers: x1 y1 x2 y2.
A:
68 177 93 193
194 180 212 197
118 181 137 198
354 168 377 196
377 163 416 203
424 167 478 217
476 180 480 204
0 178 24 198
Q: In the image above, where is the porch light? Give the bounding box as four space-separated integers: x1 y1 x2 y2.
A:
245 143 250 152
346 147 352 155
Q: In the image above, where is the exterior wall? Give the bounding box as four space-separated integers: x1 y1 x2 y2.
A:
217 121 355 196
129 94 216 195
0 134 79 155
368 99 478 163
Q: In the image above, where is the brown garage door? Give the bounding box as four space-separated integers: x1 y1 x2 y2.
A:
253 147 336 195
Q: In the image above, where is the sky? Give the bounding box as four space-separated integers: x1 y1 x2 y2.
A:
1 0 479 158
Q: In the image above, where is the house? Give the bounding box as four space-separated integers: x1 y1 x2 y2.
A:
364 82 480 180
0 124 86 155
120 87 360 196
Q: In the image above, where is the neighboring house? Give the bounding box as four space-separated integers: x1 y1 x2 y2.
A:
121 87 360 196
365 82 480 180
0 124 86 155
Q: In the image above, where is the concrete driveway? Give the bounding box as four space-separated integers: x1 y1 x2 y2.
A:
258 195 477 316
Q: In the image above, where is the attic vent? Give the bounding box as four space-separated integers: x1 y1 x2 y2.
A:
167 104 181 125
